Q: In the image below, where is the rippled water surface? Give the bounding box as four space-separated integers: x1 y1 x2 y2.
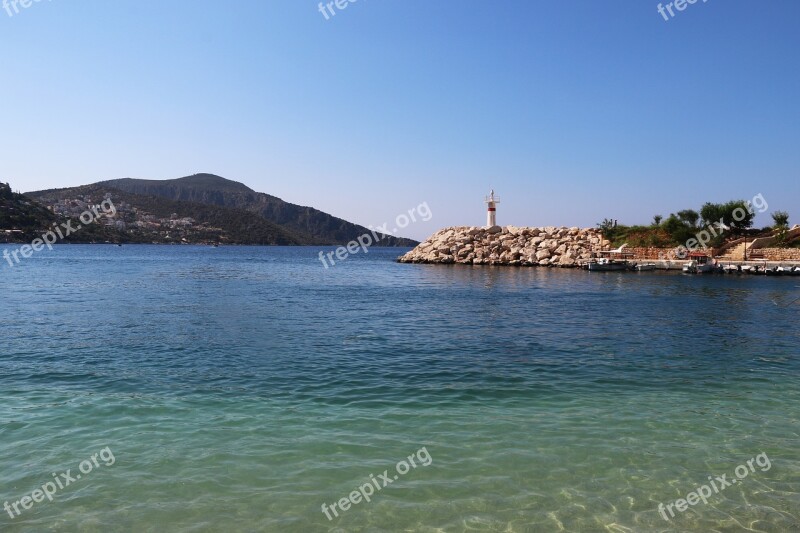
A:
1 245 799 532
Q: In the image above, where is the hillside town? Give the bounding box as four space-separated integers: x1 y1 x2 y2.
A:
46 194 200 236
1 183 231 245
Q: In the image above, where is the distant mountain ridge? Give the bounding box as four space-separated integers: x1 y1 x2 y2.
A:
20 174 418 247
96 174 416 246
102 174 256 199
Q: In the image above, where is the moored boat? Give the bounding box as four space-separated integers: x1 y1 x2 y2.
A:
683 252 717 274
587 244 635 272
588 257 630 271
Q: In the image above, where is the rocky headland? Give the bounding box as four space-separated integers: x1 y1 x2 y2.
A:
398 226 610 267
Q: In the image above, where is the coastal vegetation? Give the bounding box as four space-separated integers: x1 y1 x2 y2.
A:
772 211 791 246
1 181 56 236
599 200 795 249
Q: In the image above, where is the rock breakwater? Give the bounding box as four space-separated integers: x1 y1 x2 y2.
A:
398 226 610 267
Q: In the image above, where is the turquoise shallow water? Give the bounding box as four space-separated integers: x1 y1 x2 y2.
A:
1 245 799 532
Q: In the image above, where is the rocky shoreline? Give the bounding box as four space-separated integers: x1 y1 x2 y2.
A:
397 226 610 267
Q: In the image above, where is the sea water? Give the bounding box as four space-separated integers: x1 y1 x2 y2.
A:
1 245 798 532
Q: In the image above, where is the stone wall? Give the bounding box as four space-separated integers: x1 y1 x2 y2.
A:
397 226 609 267
758 248 800 261
627 247 673 260
627 247 725 260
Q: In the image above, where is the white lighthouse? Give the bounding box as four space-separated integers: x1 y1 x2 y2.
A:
484 189 499 227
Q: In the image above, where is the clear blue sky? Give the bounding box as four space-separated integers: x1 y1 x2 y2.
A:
2 0 798 240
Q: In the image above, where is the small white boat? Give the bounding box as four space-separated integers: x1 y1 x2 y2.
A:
722 264 740 274
588 257 630 271
683 252 716 274
587 244 634 272
635 263 657 271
